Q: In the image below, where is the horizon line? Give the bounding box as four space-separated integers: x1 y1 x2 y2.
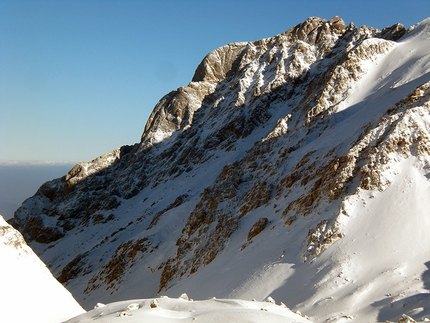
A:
0 160 79 166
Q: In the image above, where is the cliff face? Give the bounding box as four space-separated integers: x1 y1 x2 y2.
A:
10 16 430 322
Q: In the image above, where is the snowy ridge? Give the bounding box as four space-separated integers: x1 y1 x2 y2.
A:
9 16 430 322
65 295 310 323
0 215 84 323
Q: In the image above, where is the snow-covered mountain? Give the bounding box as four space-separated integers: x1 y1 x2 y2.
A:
0 215 84 323
9 16 430 322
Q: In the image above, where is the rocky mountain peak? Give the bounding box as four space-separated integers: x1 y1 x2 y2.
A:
139 15 407 152
283 16 346 44
141 17 362 151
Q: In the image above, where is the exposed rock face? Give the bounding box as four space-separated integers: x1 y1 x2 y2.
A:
1 215 28 250
9 16 430 322
192 43 248 83
247 217 269 241
379 23 407 41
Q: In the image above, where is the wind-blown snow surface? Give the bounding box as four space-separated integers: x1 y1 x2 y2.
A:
65 296 310 323
0 215 84 323
10 17 430 323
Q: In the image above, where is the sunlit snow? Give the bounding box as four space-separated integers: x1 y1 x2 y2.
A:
0 215 84 323
64 296 310 323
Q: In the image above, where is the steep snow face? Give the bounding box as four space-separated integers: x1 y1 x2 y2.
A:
0 215 84 323
10 16 430 322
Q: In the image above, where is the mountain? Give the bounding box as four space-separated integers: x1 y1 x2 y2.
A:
9 16 430 322
0 215 84 323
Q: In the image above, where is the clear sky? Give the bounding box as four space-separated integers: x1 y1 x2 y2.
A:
1 0 429 163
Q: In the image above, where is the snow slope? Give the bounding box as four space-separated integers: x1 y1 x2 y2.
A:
10 16 430 323
0 215 84 323
65 296 310 323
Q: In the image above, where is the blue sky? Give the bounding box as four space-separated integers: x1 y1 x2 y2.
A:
1 0 429 163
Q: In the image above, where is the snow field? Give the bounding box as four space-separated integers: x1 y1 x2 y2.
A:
64 296 311 323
